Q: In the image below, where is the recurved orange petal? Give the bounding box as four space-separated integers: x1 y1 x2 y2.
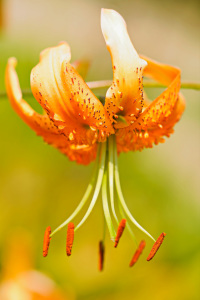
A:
5 57 97 165
31 42 76 126
136 56 183 130
101 9 147 128
72 59 90 79
5 57 61 137
116 58 185 153
31 42 113 144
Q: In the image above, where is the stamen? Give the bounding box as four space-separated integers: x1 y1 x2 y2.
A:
108 135 118 223
114 219 126 248
43 226 51 257
50 146 101 237
117 195 137 243
99 241 105 271
147 232 166 261
129 240 146 267
102 154 116 241
66 223 75 256
75 142 107 231
113 137 155 242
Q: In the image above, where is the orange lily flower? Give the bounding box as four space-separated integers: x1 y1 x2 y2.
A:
0 231 69 300
6 9 185 269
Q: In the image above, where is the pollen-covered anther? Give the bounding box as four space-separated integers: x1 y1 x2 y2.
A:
129 240 146 267
43 226 51 257
69 132 74 141
90 126 96 132
99 241 105 271
66 222 75 256
118 106 124 111
147 232 166 261
58 125 65 130
114 219 126 248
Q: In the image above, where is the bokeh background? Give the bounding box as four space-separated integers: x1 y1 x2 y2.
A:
0 0 200 299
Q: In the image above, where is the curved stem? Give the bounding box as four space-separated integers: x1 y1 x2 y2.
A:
75 142 106 231
113 138 155 242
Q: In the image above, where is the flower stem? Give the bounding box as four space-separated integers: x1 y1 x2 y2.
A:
0 81 199 100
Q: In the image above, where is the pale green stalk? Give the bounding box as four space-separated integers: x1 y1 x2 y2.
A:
1 81 199 99
75 142 106 231
108 135 118 223
117 196 137 244
102 162 116 241
113 138 155 242
50 147 100 237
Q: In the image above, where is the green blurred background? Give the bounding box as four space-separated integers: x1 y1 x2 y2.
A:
0 0 200 299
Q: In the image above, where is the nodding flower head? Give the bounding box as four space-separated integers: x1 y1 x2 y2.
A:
6 9 184 270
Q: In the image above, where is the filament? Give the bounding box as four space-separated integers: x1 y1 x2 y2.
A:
113 137 155 242
75 141 107 231
50 147 100 237
108 135 119 223
117 193 137 243
102 161 116 241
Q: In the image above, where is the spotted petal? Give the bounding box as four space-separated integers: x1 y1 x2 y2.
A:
31 42 114 144
101 9 147 128
116 57 185 152
5 58 97 165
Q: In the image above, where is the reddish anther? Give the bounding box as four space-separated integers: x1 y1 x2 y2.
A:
43 226 51 257
129 240 146 267
99 241 105 271
147 232 166 261
114 219 126 248
66 223 75 256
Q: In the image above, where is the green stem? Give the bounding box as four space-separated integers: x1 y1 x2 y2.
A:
113 138 155 242
75 141 106 231
0 81 199 99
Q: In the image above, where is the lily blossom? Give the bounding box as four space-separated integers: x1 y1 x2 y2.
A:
6 9 185 269
0 232 68 299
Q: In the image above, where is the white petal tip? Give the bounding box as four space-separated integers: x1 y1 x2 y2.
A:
101 8 126 27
